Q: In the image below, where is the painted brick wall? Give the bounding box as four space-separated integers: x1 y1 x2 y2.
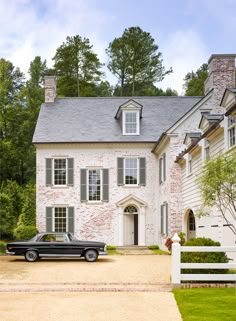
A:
205 55 236 113
36 143 158 245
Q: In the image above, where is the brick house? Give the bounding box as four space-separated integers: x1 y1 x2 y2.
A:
33 54 236 247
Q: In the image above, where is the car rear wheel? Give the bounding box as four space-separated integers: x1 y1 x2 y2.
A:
25 250 38 262
84 249 98 262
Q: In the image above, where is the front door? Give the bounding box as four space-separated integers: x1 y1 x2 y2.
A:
124 214 139 245
187 210 196 240
124 214 134 245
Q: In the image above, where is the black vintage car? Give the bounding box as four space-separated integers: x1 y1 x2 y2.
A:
6 232 107 262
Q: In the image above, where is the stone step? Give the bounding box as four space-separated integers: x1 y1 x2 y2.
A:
116 246 149 250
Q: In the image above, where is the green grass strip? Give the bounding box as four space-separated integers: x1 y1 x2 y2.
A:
173 288 236 321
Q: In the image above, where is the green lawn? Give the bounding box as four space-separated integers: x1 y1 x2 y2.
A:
173 288 236 321
148 245 170 255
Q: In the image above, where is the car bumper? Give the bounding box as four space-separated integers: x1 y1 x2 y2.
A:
98 251 107 256
6 250 15 255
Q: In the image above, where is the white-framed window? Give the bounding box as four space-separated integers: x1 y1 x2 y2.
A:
124 158 139 185
203 139 210 161
122 111 139 135
159 153 166 184
46 206 74 233
46 158 74 187
228 115 236 148
186 154 192 176
88 169 102 201
53 159 67 185
160 202 168 235
54 207 67 232
80 168 109 203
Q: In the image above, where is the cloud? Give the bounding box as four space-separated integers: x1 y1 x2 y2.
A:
158 30 209 95
0 0 110 75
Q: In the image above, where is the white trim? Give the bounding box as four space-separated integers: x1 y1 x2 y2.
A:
167 91 213 134
186 154 192 176
124 157 139 186
227 115 236 149
87 168 103 202
52 158 68 186
52 206 68 232
122 110 140 135
160 202 168 236
159 153 166 183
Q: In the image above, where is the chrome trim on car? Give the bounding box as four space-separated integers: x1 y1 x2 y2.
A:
6 250 15 255
98 251 107 256
38 254 82 257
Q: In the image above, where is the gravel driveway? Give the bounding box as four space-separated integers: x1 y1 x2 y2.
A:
0 255 182 321
0 255 171 285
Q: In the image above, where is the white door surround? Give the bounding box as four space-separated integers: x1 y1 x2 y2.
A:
116 194 147 246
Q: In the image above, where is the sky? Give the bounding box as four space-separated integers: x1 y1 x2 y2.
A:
0 0 236 94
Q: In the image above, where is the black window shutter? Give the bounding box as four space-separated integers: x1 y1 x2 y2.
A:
160 205 164 234
102 169 109 202
165 203 168 235
117 158 124 186
163 153 166 181
139 158 146 186
46 158 52 186
46 207 53 232
67 158 74 186
159 158 162 184
80 169 87 202
68 207 74 233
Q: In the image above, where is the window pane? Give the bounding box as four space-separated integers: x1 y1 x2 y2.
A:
54 159 66 185
125 112 137 134
88 169 101 201
54 207 67 232
229 127 235 147
125 158 138 185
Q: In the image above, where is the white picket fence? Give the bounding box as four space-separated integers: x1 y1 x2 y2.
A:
171 233 236 285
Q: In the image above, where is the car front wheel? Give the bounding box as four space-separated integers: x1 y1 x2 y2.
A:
84 249 98 262
25 250 38 262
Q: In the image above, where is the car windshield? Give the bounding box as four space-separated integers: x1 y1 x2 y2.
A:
28 235 38 242
68 233 77 241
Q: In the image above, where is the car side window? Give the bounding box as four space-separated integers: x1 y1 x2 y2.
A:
39 234 54 242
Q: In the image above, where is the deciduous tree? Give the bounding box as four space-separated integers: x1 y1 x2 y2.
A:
198 151 236 235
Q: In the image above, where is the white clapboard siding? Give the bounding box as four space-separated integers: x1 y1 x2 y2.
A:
182 130 225 218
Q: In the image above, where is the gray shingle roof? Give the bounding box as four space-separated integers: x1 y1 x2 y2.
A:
33 96 201 143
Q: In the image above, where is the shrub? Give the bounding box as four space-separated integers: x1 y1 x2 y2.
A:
13 225 38 240
106 245 116 250
181 237 229 274
0 192 16 238
148 245 160 250
18 184 36 226
0 241 6 254
165 232 186 251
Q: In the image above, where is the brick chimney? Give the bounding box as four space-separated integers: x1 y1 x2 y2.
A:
204 54 236 113
44 76 57 103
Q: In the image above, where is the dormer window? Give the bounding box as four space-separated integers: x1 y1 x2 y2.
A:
123 111 139 135
115 99 142 136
